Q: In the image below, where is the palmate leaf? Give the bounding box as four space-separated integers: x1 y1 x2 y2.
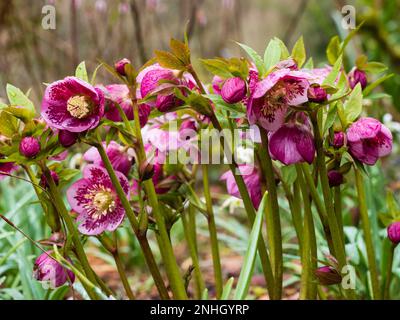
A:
233 192 268 300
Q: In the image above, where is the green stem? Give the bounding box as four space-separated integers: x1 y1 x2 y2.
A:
383 243 396 299
94 143 170 300
112 239 136 300
311 111 346 268
334 186 344 244
202 164 223 299
259 129 283 299
354 169 381 299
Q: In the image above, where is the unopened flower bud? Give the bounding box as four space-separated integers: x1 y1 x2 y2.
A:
114 58 131 76
307 85 327 103
387 222 400 245
328 170 344 187
139 160 155 181
332 132 346 148
221 77 247 104
315 266 342 286
40 170 60 188
58 130 78 148
19 137 41 158
348 68 367 89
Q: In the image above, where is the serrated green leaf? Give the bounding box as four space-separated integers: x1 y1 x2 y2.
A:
170 38 190 65
75 61 89 82
291 36 306 68
155 50 186 70
274 37 290 59
200 59 232 78
326 36 341 65
236 42 265 76
264 38 282 71
344 83 362 122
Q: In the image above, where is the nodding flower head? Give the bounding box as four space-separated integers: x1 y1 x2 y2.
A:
114 58 131 76
19 136 41 158
246 68 310 131
33 251 75 288
346 117 392 165
41 77 104 133
387 222 400 245
221 77 247 104
67 165 130 235
58 130 78 148
348 68 367 89
307 84 327 103
328 170 344 187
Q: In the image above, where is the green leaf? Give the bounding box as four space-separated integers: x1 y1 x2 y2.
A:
155 50 186 70
221 277 234 300
263 38 282 71
75 61 89 82
6 84 36 121
274 37 290 59
236 42 265 76
200 59 232 78
326 36 341 65
303 57 314 69
344 83 362 122
234 192 268 300
291 36 306 68
205 94 245 117
362 62 387 74
323 103 338 135
0 111 19 138
170 38 190 65
363 73 394 96
281 165 297 185
322 55 342 87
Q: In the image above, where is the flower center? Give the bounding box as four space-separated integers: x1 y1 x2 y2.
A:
67 95 93 119
84 187 116 220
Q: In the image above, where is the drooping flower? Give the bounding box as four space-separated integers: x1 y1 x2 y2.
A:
346 117 392 165
84 141 133 176
67 165 129 235
269 122 315 165
58 130 78 148
41 77 105 133
221 77 247 104
314 266 342 286
247 69 310 131
19 136 41 158
114 58 131 76
136 64 184 112
104 84 150 127
348 68 367 89
33 251 75 288
221 165 262 209
387 222 400 245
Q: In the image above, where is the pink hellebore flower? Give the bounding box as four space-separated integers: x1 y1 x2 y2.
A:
348 68 367 89
33 251 75 288
221 77 247 104
387 222 400 245
104 84 150 127
346 117 392 165
247 69 310 131
114 58 131 76
84 141 133 177
221 165 262 209
136 64 184 112
19 137 41 158
0 161 18 180
269 122 315 165
41 77 104 133
67 165 129 235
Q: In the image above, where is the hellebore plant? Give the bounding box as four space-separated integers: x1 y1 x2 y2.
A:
0 30 397 301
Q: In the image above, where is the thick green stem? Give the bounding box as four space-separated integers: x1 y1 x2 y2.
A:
311 112 346 268
334 186 344 244
259 129 283 299
202 164 223 299
354 169 381 299
383 243 396 299
94 143 170 300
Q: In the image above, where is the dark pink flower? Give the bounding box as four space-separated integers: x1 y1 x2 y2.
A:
0 161 18 180
33 251 75 288
348 68 367 89
19 136 41 158
221 165 262 209
136 64 186 112
307 85 327 103
328 170 344 187
221 77 247 104
104 84 150 127
346 117 392 165
41 77 104 133
114 58 131 76
67 165 129 235
58 130 78 148
84 141 133 177
40 170 60 188
332 132 346 148
247 69 310 131
387 222 400 245
314 266 342 286
269 123 315 165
